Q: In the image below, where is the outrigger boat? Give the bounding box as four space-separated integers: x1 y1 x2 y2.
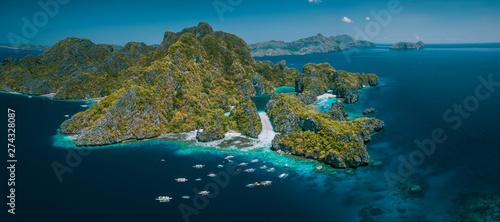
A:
251 159 259 163
193 164 205 169
224 155 234 160
181 196 190 199
238 162 248 166
207 173 216 177
244 168 255 173
155 196 173 203
267 168 275 172
175 178 188 182
261 181 272 186
217 164 224 168
278 173 288 179
260 165 268 170
195 178 202 181
198 191 210 196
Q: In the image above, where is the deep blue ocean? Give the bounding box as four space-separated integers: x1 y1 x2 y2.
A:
1 44 500 222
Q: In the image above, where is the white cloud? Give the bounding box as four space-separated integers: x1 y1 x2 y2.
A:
365 17 371 20
308 0 322 3
341 16 353 23
414 34 420 40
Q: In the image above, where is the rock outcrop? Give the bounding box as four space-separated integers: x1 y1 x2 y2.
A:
389 41 425 50
229 98 262 138
332 70 379 104
327 101 349 121
294 63 379 104
240 80 256 98
251 74 265 96
363 107 375 115
196 109 229 142
0 37 156 100
61 86 163 146
266 93 384 168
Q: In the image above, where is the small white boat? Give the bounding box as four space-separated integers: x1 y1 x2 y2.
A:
64 115 70 118
193 164 205 169
181 196 190 199
217 164 224 168
80 104 88 107
260 165 268 170
160 159 165 162
251 159 259 163
261 181 272 186
225 155 234 160
207 173 216 177
316 165 323 170
28 96 32 98
198 191 210 196
267 168 275 172
284 164 291 168
238 163 248 167
195 178 202 181
244 168 255 173
155 196 173 202
246 184 254 188
175 178 188 182
278 173 288 179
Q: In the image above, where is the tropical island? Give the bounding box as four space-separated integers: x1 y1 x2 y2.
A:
0 22 383 168
389 41 425 50
249 34 375 57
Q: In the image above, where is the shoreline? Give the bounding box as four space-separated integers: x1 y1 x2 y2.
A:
0 90 104 103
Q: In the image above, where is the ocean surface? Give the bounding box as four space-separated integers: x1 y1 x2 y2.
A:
1 44 500 222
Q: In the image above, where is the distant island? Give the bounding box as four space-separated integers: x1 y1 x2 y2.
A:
0 22 383 168
249 34 375 57
389 41 425 50
0 43 51 51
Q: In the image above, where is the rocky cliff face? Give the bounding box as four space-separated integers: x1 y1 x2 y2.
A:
266 93 384 168
251 74 265 96
294 63 379 104
1 22 383 157
41 22 301 146
196 109 229 142
331 70 379 104
327 101 349 121
0 37 156 100
61 86 164 146
229 98 262 138
249 34 375 57
389 41 425 50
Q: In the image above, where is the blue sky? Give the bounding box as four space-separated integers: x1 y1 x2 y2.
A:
1 0 499 46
